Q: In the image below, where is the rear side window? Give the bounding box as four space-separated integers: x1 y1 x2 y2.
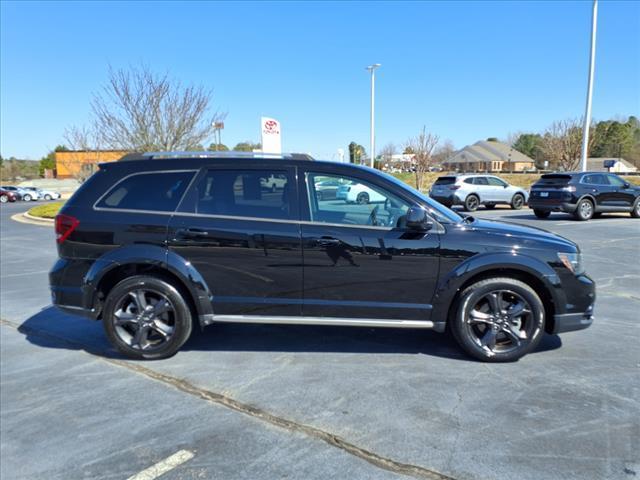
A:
434 177 456 185
96 171 195 212
183 169 294 220
473 177 489 185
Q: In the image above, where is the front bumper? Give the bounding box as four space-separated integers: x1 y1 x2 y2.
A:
550 273 595 334
552 310 594 334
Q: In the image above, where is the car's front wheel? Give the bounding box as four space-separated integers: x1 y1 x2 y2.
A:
44 194 52 201
631 199 640 218
23 194 32 202
450 277 545 362
102 275 193 360
0 195 7 203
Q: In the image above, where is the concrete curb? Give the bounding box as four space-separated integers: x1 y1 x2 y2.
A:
11 212 54 227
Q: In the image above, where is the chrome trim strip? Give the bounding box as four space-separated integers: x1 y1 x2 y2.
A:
210 315 435 328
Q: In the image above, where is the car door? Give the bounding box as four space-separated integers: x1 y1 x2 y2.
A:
167 165 303 317
486 176 510 202
472 176 492 202
299 168 440 321
582 173 614 208
605 174 636 208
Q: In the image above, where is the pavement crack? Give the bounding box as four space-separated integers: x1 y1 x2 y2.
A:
0 318 456 480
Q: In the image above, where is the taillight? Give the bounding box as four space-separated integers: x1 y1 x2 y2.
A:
562 185 577 192
55 214 79 244
449 185 461 190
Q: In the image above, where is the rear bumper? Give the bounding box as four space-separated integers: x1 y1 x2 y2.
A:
430 195 457 207
528 201 576 213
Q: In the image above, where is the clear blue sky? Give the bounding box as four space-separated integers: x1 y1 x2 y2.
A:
1 0 639 160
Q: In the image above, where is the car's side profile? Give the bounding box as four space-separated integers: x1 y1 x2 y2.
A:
0 186 25 201
529 172 640 220
23 186 61 201
429 174 529 211
0 188 17 203
336 181 386 204
50 152 595 362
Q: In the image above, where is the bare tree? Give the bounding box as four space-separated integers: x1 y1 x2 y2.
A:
74 65 224 152
433 139 455 167
539 118 595 171
379 142 397 162
405 126 439 190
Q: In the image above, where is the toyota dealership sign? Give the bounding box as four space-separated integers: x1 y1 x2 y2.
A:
261 117 282 154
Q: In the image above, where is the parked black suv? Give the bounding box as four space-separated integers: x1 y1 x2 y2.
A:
50 152 595 362
529 172 640 220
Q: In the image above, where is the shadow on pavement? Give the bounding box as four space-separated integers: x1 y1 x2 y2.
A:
18 305 562 361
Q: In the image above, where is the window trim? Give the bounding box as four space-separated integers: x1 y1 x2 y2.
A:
93 169 199 213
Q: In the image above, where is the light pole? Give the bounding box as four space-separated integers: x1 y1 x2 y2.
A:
366 63 381 168
580 0 598 172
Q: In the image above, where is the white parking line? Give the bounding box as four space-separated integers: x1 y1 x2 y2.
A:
126 450 195 480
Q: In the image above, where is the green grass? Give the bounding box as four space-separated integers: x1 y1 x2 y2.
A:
28 201 64 219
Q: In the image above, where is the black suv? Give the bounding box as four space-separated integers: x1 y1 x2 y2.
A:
529 172 640 220
50 152 595 362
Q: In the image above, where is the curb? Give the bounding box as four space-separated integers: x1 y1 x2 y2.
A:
11 212 54 227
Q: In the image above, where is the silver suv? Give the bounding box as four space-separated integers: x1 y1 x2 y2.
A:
429 174 529 211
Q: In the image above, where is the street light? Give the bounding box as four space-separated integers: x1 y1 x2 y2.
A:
580 0 598 172
366 63 381 168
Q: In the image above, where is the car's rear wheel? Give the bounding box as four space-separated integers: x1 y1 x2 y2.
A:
574 198 594 221
484 203 496 210
464 194 479 212
23 194 32 202
511 193 525 210
631 199 640 218
450 277 545 362
44 194 52 200
356 192 370 205
102 275 193 360
533 209 550 219
0 195 7 203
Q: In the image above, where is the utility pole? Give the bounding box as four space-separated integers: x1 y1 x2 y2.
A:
580 0 598 172
366 64 381 168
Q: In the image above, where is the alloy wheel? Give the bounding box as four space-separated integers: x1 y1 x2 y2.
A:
464 289 534 356
579 200 593 219
111 289 176 352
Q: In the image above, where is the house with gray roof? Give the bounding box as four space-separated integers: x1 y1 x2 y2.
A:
443 140 536 173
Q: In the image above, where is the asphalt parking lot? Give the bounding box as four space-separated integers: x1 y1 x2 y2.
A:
1 200 639 480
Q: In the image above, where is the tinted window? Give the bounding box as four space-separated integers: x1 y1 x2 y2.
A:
607 175 626 187
473 177 489 185
306 172 410 228
97 171 194 211
487 177 507 187
434 177 456 185
187 169 293 220
583 174 607 185
463 178 474 184
538 174 572 186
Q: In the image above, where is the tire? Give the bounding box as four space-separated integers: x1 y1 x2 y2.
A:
533 209 550 219
23 194 32 202
631 199 640 218
44 194 52 201
511 193 525 210
484 203 496 210
0 195 7 203
356 192 370 205
574 198 594 221
102 275 193 360
450 277 546 362
464 194 479 212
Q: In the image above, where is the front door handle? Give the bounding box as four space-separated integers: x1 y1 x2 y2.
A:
315 236 341 247
176 228 209 238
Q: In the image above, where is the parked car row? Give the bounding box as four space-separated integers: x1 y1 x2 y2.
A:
0 185 61 203
427 172 640 221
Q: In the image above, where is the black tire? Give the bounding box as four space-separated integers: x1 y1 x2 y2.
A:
464 194 479 212
574 198 594 221
484 203 496 210
102 275 193 360
23 194 32 202
533 209 550 219
631 199 640 218
511 193 525 210
450 277 546 362
44 194 52 201
356 192 370 205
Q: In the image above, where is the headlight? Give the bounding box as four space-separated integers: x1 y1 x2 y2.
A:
557 252 584 275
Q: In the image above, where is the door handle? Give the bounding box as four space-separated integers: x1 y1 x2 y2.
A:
315 237 341 247
176 228 209 238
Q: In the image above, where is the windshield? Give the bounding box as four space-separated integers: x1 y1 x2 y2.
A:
373 169 463 223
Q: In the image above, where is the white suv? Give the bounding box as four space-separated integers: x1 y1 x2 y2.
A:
429 174 529 211
336 182 386 204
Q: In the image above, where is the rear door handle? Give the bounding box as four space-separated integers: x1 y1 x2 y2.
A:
176 228 209 238
315 236 341 247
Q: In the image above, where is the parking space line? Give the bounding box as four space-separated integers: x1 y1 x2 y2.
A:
126 450 195 480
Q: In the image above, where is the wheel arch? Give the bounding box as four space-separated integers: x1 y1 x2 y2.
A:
432 253 564 335
83 245 214 326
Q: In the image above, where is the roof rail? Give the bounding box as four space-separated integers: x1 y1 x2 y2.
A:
118 151 314 161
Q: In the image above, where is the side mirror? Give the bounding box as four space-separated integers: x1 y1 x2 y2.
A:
406 206 433 231
504 184 509 188
624 182 631 189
